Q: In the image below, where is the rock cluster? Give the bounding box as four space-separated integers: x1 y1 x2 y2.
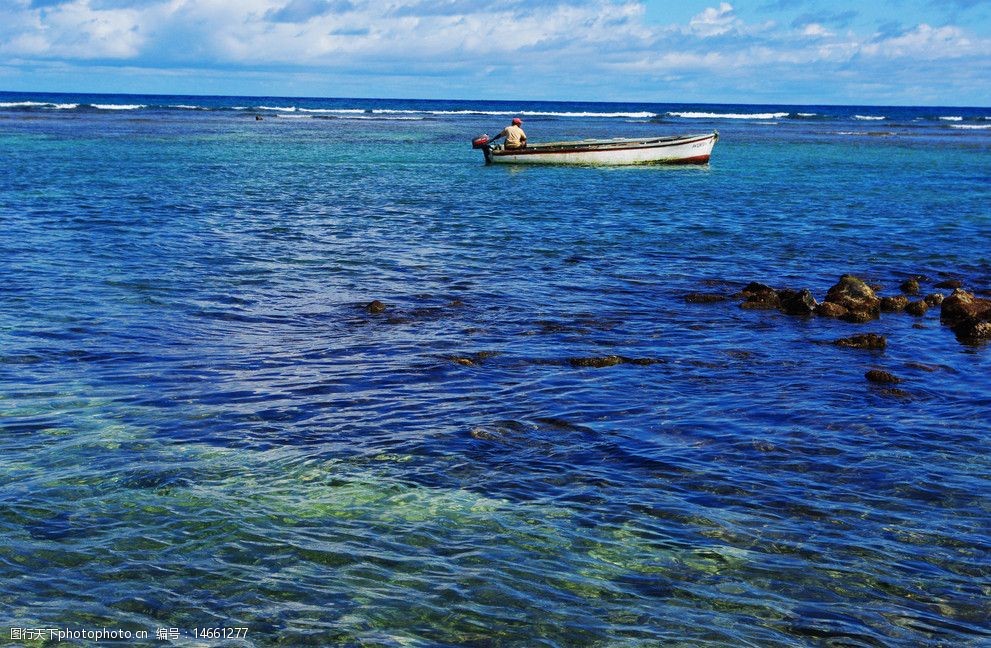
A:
685 274 990 345
940 289 991 344
834 333 887 350
683 273 988 390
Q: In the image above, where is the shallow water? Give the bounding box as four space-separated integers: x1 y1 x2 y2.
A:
1 93 990 646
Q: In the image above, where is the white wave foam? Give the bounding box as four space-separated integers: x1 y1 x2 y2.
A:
170 104 208 110
667 111 788 119
92 104 145 110
299 108 366 114
525 110 656 118
0 101 47 108
345 116 424 121
796 112 817 117
275 114 310 119
854 115 885 120
950 124 991 130
939 116 963 121
0 101 78 109
258 105 297 112
365 108 657 118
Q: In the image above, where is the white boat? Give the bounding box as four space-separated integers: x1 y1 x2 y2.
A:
472 131 718 166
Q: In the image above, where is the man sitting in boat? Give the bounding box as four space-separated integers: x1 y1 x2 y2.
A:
491 117 527 150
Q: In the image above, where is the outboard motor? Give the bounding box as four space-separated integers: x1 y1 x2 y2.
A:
471 134 490 149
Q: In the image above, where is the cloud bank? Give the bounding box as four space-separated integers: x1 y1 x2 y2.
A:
1 0 989 104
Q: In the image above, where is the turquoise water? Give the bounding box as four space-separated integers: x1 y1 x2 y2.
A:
1 93 990 646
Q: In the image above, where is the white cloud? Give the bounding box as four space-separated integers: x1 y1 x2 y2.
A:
0 0 988 103
688 3 738 37
861 24 981 59
801 23 832 39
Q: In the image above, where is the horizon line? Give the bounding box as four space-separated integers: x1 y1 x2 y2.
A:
1 88 989 111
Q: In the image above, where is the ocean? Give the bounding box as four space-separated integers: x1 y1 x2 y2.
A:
1 91 989 646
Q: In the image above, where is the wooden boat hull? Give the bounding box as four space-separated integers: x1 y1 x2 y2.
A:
482 132 717 166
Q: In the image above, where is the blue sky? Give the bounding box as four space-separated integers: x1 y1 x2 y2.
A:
1 0 989 105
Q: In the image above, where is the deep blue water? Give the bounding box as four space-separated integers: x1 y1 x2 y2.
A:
1 91 990 647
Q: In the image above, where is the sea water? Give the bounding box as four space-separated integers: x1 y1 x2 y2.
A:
1 92 990 646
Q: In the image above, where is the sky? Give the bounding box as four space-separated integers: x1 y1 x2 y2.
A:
0 0 989 105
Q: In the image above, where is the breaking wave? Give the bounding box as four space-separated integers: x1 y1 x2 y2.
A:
0 101 79 109
90 104 145 110
854 115 886 121
667 111 789 119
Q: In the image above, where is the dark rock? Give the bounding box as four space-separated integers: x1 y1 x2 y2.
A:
739 282 780 309
683 292 728 304
834 333 887 350
815 302 848 318
449 351 501 366
900 278 921 295
905 300 929 317
923 293 944 306
740 282 777 297
825 275 880 320
866 369 901 384
752 439 776 452
904 362 940 372
952 320 991 345
842 309 875 324
366 300 387 314
934 279 963 289
880 296 909 312
701 279 736 288
778 289 818 316
741 297 780 310
470 420 527 442
568 356 661 368
940 289 991 327
570 356 625 368
624 357 665 366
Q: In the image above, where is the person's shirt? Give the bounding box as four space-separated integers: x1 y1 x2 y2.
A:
496 125 527 148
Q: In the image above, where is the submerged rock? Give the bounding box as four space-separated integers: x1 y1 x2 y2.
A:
905 300 929 317
900 278 921 295
842 309 876 324
924 293 945 306
825 275 880 320
815 302 848 318
934 279 963 289
866 369 901 384
834 333 887 350
570 356 625 368
684 292 729 304
568 355 663 368
739 282 780 309
778 289 818 316
880 296 909 312
953 320 991 344
447 351 501 367
366 300 387 314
